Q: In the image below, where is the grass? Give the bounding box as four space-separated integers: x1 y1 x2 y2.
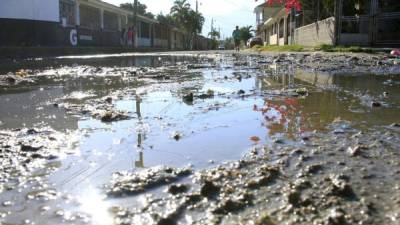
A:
251 43 376 54
252 44 304 52
314 44 375 53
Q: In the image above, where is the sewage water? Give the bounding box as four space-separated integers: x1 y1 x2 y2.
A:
0 52 399 225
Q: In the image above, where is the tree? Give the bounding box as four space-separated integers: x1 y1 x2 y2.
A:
120 1 155 19
223 37 234 50
238 26 253 44
170 0 191 26
170 0 205 49
208 28 220 50
157 13 177 26
208 28 220 40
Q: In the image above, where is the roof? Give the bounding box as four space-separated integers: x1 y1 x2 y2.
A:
254 1 284 12
264 8 286 26
79 0 158 23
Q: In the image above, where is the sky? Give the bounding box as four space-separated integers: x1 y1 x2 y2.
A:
103 0 260 39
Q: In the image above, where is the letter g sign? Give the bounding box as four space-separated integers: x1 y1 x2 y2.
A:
70 29 78 46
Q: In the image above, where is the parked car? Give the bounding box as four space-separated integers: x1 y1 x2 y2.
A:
218 44 225 50
247 37 263 48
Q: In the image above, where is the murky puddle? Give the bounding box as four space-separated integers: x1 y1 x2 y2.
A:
0 52 399 225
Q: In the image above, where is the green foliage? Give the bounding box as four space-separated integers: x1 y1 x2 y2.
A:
253 45 304 52
237 26 253 44
120 2 154 19
208 28 220 40
170 0 205 35
121 0 205 49
315 44 374 53
223 37 234 50
170 0 191 26
156 13 177 26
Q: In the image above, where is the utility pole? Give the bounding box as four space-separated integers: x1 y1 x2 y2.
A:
210 18 214 35
133 0 138 48
133 0 138 28
196 0 198 13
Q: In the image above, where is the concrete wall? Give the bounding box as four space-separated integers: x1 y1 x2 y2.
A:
279 37 285 46
339 34 370 46
0 0 59 22
170 31 185 50
294 17 335 46
0 0 211 49
138 38 151 47
0 18 59 46
154 39 168 48
295 69 334 87
269 34 278 45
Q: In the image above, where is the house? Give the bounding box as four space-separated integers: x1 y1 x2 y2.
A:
255 0 400 47
0 0 213 49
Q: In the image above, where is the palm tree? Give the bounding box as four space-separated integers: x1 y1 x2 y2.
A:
189 10 205 34
170 0 204 49
239 26 253 44
170 0 191 26
208 28 220 40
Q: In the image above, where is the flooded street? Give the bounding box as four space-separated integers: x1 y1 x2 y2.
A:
0 51 400 225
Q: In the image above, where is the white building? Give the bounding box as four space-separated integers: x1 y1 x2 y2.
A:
0 0 182 48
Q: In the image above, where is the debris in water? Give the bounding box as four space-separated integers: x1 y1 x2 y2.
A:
238 90 246 95
250 136 261 142
107 166 192 196
167 184 189 195
295 87 308 96
99 110 129 123
371 101 382 107
183 93 194 104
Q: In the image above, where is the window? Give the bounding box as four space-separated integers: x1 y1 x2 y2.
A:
140 22 150 38
60 0 75 26
104 11 118 31
80 5 101 29
279 19 284 38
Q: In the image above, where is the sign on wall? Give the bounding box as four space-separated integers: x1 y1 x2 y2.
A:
70 29 78 46
0 0 60 22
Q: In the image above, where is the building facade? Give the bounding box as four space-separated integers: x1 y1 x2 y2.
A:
255 0 400 47
0 0 212 49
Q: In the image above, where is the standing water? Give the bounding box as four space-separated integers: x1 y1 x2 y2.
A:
0 52 399 225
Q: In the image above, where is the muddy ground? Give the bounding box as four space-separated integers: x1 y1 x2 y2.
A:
0 51 399 225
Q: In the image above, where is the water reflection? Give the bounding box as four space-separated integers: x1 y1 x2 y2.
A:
0 55 199 74
255 64 400 140
1 54 399 225
135 152 145 168
135 94 145 168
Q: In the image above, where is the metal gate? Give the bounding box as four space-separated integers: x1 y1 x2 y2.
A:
339 0 400 46
372 0 400 45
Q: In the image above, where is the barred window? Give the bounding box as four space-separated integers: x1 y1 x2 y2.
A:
104 11 118 31
60 0 75 26
140 22 150 38
80 5 101 29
